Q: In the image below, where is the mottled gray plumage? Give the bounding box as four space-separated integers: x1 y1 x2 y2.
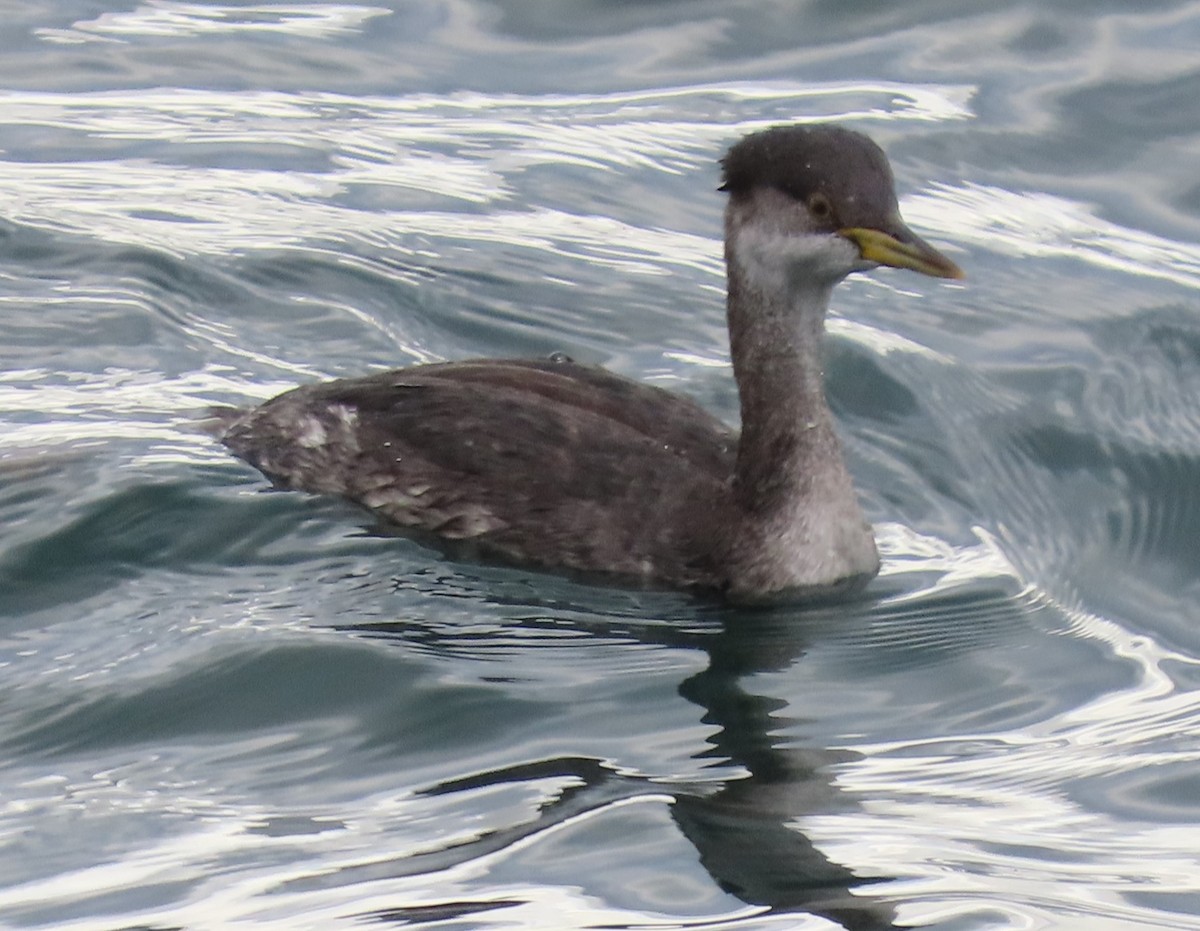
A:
220 358 737 587
215 124 961 601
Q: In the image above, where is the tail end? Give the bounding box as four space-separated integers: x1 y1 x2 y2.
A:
199 405 247 440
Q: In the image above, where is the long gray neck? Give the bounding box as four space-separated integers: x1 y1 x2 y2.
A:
727 254 836 509
722 225 879 596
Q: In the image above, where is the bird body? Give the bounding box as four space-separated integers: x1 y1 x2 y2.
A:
220 357 737 588
216 124 961 601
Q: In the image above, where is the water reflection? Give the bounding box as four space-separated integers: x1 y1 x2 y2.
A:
0 82 969 259
671 608 900 930
905 182 1200 291
36 2 391 44
335 598 903 930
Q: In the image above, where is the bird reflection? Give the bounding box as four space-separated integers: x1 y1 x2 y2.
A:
338 591 900 930
671 608 899 930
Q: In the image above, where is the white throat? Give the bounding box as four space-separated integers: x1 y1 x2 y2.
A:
722 219 880 598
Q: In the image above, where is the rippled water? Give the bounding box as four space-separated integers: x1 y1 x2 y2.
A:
2 2 1200 929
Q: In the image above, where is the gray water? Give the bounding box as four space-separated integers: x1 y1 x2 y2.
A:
2 2 1200 929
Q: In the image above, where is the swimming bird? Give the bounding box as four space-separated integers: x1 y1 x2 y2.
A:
214 124 962 601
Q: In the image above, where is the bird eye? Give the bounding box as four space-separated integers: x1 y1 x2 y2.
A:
808 192 833 219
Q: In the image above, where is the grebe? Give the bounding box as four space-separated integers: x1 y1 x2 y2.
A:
215 124 962 601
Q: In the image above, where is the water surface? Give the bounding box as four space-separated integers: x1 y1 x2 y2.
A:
2 2 1200 929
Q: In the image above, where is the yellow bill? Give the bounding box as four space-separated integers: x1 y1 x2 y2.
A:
840 226 964 280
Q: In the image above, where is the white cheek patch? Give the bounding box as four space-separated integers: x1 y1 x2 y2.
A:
732 225 861 290
733 225 800 292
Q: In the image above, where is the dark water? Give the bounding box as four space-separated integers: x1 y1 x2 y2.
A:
2 2 1200 929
